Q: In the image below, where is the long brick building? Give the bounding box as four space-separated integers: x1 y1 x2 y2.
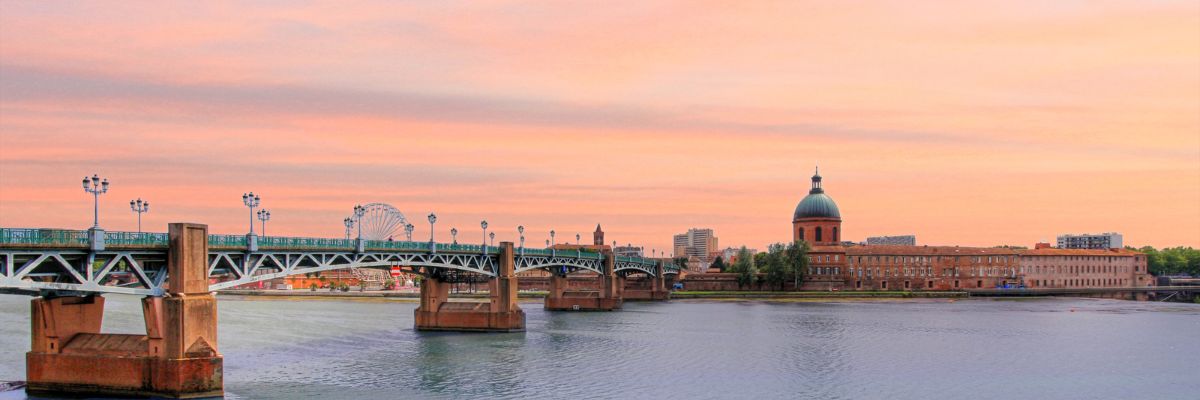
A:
791 169 1152 291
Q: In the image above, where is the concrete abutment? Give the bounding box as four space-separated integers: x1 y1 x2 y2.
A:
26 223 222 399
414 242 526 332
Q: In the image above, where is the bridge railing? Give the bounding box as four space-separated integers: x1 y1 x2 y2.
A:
0 228 89 246
105 231 168 246
208 234 248 248
264 236 355 249
2 228 652 263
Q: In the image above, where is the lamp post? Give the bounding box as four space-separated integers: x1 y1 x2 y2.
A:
83 174 109 229
427 213 437 242
129 198 149 233
242 192 260 235
451 228 458 244
353 205 365 240
481 220 488 246
576 233 581 245
257 209 271 236
518 226 525 248
343 217 354 240
490 232 495 246
550 230 556 246
405 223 414 241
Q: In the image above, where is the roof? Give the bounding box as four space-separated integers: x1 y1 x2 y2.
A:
845 245 1019 256
1016 248 1142 257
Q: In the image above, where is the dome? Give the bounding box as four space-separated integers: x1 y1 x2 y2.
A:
793 167 841 220
794 192 841 220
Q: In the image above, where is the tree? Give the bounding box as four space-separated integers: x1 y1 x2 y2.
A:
710 257 727 272
729 247 756 289
786 240 811 290
763 243 788 291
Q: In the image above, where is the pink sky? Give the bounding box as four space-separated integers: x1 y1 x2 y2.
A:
1 1 1198 251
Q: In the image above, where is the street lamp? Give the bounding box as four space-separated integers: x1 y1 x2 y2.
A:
550 230 556 246
129 198 149 233
576 233 581 245
353 205 365 240
242 192 260 235
405 223 414 241
257 209 271 236
343 217 354 240
518 225 525 248
451 228 458 244
490 232 495 246
427 213 437 242
481 220 489 246
83 174 109 229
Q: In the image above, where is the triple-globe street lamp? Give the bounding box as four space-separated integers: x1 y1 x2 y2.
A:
242 192 261 235
257 209 271 236
83 174 109 229
427 214 437 242
129 198 149 233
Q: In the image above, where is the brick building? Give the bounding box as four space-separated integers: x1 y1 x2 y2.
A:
787 169 1151 291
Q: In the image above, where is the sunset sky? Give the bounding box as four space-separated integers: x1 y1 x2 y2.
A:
1 1 1197 252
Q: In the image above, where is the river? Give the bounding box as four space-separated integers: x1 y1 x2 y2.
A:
1 295 1197 399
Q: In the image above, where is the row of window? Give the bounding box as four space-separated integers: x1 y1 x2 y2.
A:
847 255 1016 266
1026 265 1132 275
797 226 839 243
1030 278 1130 288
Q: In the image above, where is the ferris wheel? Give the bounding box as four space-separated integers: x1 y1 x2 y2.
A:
348 203 408 241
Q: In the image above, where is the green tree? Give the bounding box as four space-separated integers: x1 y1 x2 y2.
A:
787 240 811 290
763 243 788 291
710 257 727 272
729 247 756 289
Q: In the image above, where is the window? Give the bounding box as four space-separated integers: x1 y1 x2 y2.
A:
798 228 804 241
833 227 839 242
815 227 823 242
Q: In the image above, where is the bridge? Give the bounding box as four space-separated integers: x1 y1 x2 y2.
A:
1 223 678 398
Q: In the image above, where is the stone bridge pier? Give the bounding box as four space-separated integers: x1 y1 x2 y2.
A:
624 262 670 301
545 249 622 311
415 242 525 332
26 223 222 399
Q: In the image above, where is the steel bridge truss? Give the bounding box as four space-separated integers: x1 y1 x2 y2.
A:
1 248 664 296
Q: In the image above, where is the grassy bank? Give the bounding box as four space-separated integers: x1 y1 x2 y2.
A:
670 291 969 299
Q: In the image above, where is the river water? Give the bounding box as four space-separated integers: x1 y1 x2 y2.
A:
0 295 1197 400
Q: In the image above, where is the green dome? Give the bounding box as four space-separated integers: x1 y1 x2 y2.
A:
793 168 841 220
794 193 841 220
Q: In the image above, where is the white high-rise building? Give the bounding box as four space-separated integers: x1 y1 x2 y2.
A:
1057 232 1123 249
672 228 718 261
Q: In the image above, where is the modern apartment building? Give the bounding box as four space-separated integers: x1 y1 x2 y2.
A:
1057 232 1123 249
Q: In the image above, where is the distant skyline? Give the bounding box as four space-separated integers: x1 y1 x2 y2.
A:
1 1 1197 250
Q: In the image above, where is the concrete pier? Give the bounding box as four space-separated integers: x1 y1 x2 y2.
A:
545 249 623 311
624 263 670 301
26 223 223 399
414 242 525 332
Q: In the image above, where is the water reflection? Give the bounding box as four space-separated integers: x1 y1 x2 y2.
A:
0 296 1197 400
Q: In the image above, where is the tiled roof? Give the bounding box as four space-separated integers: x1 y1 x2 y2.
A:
845 245 1019 256
1017 248 1142 256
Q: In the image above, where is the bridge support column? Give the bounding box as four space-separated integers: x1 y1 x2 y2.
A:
624 262 670 301
415 242 525 332
545 249 622 311
26 223 222 399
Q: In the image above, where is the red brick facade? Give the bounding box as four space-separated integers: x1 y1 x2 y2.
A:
785 170 1151 291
